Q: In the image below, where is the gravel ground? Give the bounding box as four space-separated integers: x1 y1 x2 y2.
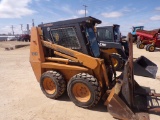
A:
0 42 160 120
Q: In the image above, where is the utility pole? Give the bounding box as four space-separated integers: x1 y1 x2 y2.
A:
83 5 88 17
20 24 23 34
32 19 35 27
27 24 29 34
11 25 14 35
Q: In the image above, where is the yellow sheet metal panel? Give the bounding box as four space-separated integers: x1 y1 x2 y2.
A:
30 27 45 82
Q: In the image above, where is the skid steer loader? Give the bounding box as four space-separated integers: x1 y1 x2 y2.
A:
38 16 157 78
30 19 160 119
96 25 158 78
96 25 129 70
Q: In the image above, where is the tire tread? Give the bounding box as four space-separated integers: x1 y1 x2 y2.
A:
40 71 66 99
67 73 101 108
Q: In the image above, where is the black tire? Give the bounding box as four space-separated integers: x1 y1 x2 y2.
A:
111 53 123 71
137 42 144 49
148 44 155 52
145 44 150 51
40 71 66 99
136 42 140 48
137 42 142 48
67 73 101 108
138 43 145 49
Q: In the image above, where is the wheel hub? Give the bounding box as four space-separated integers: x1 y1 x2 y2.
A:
72 83 91 102
139 44 144 49
43 77 56 94
150 46 154 51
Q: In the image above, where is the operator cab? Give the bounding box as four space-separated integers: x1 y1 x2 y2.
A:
96 25 129 58
96 24 121 43
38 16 101 58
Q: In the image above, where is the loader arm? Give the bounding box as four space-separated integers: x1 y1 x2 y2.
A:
42 38 110 87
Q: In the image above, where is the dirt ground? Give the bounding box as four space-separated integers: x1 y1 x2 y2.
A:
0 41 160 120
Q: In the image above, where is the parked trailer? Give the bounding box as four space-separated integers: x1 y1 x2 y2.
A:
136 29 160 52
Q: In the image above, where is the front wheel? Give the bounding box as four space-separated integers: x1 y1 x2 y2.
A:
67 73 101 108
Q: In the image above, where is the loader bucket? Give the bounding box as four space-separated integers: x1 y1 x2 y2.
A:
133 56 158 78
105 60 160 120
104 61 150 120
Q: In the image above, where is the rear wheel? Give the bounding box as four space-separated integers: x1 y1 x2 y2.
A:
111 53 123 70
137 42 144 49
148 45 155 52
138 43 145 49
67 73 101 108
40 71 66 99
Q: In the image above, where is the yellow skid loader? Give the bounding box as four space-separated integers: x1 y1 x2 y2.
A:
30 21 160 119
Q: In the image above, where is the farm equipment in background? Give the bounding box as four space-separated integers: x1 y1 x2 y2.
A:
136 29 160 52
131 26 144 42
30 20 160 119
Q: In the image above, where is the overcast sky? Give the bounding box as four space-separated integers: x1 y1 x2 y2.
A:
0 0 160 35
